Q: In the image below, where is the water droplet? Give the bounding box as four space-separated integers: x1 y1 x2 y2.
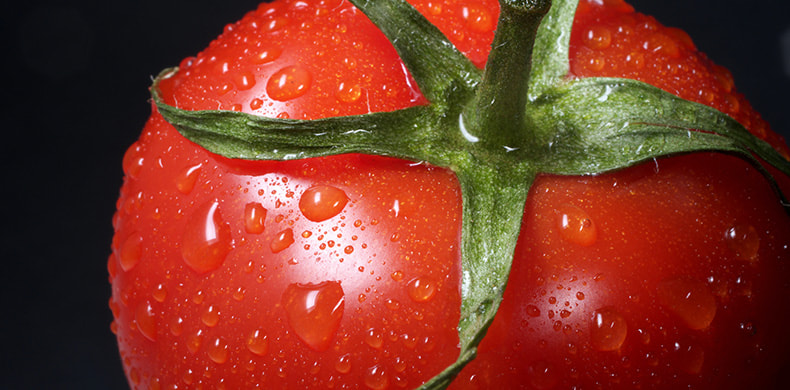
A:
266 65 312 101
557 204 597 246
187 329 203 354
207 337 229 364
673 338 705 374
233 287 246 301
364 364 388 390
527 360 560 389
299 185 348 222
282 281 345 351
246 329 269 356
365 328 384 349
250 98 264 111
175 163 203 194
135 300 157 341
657 277 717 330
271 228 295 253
336 82 362 103
254 46 283 64
122 142 145 178
590 307 627 351
181 201 233 274
391 271 404 282
526 304 541 317
583 26 612 49
407 276 437 302
344 245 354 254
461 6 494 33
724 224 760 261
335 353 352 374
202 305 220 327
625 51 645 70
235 71 256 91
244 202 268 234
119 233 143 271
153 283 167 302
575 291 585 301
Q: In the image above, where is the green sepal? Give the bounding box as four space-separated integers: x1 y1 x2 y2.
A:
529 77 790 207
350 0 481 106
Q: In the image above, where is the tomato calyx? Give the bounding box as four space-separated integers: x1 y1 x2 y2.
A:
150 0 790 388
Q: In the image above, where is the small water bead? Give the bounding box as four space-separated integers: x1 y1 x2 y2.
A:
234 71 256 91
136 300 157 341
461 5 495 33
724 224 760 262
364 364 388 390
407 276 437 302
244 202 268 234
673 338 705 374
365 328 384 349
590 307 627 351
270 228 295 253
335 354 352 374
181 201 233 274
527 360 560 390
187 329 204 354
119 233 143 271
557 204 597 246
525 304 541 317
299 185 349 222
208 337 230 364
281 281 345 351
152 283 167 303
122 142 145 178
202 305 220 327
246 329 269 356
657 277 716 330
336 82 362 103
266 65 312 101
583 26 613 49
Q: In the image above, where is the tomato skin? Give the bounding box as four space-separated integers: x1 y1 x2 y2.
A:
452 153 790 388
112 0 790 389
112 113 464 388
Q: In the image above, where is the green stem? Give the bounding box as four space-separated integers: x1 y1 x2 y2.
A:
464 0 551 152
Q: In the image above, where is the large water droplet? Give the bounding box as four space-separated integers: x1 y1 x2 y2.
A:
244 202 267 234
266 66 312 101
207 336 229 364
724 224 760 262
590 307 627 351
202 305 220 327
119 233 143 271
282 281 345 351
181 201 233 274
657 277 716 330
135 300 157 341
557 204 597 246
299 185 348 222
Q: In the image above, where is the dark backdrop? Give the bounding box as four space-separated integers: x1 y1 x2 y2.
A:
1 1 787 388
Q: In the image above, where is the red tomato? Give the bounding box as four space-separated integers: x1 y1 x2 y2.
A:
110 0 790 389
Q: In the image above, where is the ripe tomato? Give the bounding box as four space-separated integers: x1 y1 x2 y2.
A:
110 0 790 389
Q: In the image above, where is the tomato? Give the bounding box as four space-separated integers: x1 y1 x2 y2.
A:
110 0 790 389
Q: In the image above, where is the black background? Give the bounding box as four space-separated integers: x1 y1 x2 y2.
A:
1 1 788 388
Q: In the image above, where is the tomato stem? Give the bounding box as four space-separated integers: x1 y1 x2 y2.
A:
464 0 551 152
